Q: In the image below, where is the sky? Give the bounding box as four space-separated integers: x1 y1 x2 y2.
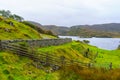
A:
0 0 120 26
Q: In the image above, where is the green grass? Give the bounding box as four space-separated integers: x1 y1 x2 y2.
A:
37 41 91 63
0 51 81 80
40 34 57 39
38 41 120 68
0 51 60 80
0 16 56 40
0 41 120 80
0 16 41 40
94 50 120 68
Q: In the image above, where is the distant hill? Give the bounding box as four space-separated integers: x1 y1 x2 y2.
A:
68 23 120 37
27 21 43 27
71 23 120 32
27 21 69 35
43 25 69 35
38 23 120 38
27 20 120 37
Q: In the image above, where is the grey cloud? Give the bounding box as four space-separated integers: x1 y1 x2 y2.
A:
0 0 120 26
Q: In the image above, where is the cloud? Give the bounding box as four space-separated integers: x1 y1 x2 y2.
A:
0 0 120 26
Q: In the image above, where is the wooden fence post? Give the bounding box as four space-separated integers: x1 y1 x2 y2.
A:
46 53 50 66
60 56 66 67
88 63 91 68
0 40 3 51
70 60 74 65
109 62 112 70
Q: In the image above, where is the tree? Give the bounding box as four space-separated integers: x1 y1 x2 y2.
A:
0 10 12 18
0 10 24 22
11 14 24 22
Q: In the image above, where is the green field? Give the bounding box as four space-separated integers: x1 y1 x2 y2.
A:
38 41 120 68
0 41 120 80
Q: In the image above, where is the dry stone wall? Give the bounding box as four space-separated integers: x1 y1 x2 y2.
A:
0 38 72 50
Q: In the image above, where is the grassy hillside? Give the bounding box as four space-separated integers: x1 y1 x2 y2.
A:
0 16 42 40
23 21 57 37
0 51 57 80
38 41 120 68
37 41 91 63
26 21 69 35
0 41 120 80
0 16 56 40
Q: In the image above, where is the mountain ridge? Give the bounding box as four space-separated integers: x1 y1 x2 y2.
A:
28 21 120 38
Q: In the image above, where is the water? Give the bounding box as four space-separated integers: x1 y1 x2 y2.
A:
59 36 120 50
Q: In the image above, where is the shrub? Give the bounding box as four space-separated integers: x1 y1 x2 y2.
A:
117 45 120 50
83 40 90 44
8 75 14 80
3 69 10 74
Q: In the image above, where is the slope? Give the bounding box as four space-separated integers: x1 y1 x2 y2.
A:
24 21 57 37
0 41 120 80
39 23 120 37
0 16 42 40
38 41 120 68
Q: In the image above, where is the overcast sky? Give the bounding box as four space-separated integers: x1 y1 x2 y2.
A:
0 0 120 26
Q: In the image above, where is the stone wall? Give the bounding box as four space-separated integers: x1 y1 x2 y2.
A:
0 38 72 50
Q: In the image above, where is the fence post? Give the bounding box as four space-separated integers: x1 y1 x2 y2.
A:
70 60 74 65
109 62 112 70
60 56 66 67
88 63 91 68
46 53 50 66
0 40 3 51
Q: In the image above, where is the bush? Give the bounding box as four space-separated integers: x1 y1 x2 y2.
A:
83 40 90 44
3 69 10 74
117 45 120 50
8 75 14 80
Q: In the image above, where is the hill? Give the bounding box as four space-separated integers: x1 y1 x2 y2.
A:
87 23 120 32
68 23 120 37
0 40 120 80
0 10 120 80
0 16 56 40
39 23 120 38
26 21 69 35
0 16 42 40
71 23 120 32
0 17 120 79
43 25 69 35
24 21 57 37
27 21 43 27
0 10 56 39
